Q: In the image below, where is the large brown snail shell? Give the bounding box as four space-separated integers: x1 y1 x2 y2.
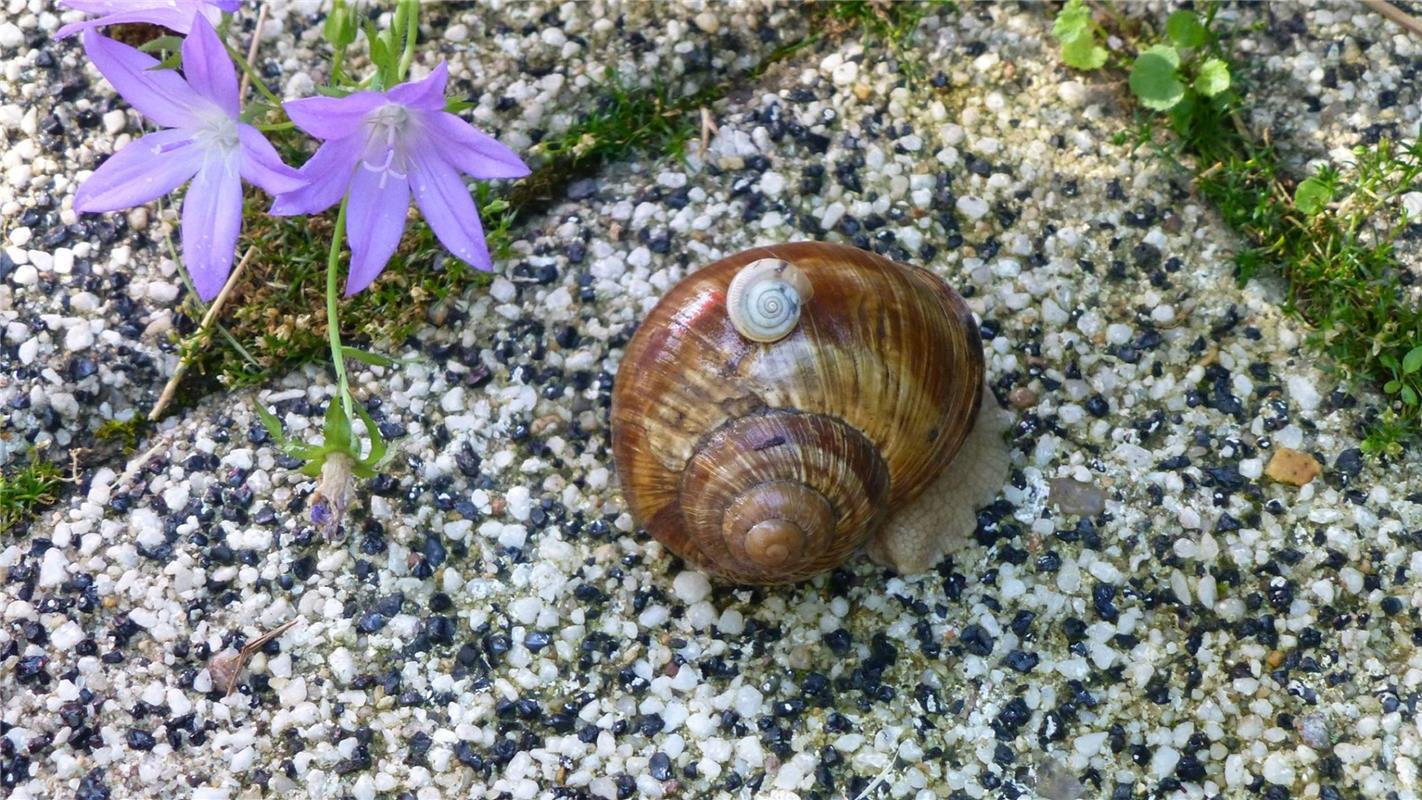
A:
610 242 1004 584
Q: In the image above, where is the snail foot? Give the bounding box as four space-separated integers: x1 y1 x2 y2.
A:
866 387 1012 574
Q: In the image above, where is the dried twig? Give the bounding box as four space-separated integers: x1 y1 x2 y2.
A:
699 107 718 158
148 245 257 421
1363 0 1422 38
207 618 299 696
237 3 269 100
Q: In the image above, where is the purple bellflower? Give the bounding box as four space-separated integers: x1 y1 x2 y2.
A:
56 0 239 39
72 15 303 301
271 62 530 296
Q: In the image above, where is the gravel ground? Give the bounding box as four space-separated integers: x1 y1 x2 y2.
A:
5 2 1422 800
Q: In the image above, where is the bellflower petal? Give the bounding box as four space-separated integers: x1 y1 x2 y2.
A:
269 136 362 216
73 128 203 213
181 15 240 118
237 125 306 196
385 62 449 112
56 0 234 39
407 144 490 270
181 156 244 301
284 92 387 140
274 64 526 294
343 167 411 296
81 30 206 128
424 111 530 179
59 0 137 10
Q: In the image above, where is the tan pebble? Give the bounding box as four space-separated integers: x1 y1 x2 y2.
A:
1267 649 1285 668
1265 447 1320 486
852 82 873 102
489 495 506 516
1007 386 1038 409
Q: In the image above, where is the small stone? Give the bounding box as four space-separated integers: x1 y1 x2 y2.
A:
1007 386 1038 409
672 571 712 604
1298 713 1331 750
956 195 989 220
0 23 23 49
1264 447 1320 486
102 109 127 135
1048 478 1107 516
1262 752 1295 785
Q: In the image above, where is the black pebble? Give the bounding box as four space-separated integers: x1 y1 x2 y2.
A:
959 624 994 657
649 751 672 781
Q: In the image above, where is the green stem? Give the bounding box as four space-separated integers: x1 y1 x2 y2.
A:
326 197 354 421
396 0 419 82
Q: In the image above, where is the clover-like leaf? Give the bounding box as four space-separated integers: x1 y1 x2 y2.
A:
1293 176 1332 216
1130 45 1184 111
1165 11 1207 48
1404 345 1422 375
1052 0 1107 71
1194 58 1231 97
1062 35 1108 70
1052 0 1092 42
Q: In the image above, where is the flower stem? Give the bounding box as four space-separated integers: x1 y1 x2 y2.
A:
326 197 354 421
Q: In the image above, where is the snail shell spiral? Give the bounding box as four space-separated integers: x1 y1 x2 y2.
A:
725 258 814 343
611 242 986 584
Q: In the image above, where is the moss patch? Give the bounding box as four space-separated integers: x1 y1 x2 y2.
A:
1 452 64 535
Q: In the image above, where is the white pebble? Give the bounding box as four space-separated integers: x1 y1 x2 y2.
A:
672 571 712 604
956 196 989 220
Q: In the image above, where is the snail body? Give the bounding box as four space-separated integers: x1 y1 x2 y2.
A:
611 242 1009 584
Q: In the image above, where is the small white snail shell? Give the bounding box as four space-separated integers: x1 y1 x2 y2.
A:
725 258 814 343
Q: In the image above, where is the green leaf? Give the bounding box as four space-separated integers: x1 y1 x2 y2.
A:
352 401 389 468
323 0 357 49
445 97 477 114
1404 385 1419 406
254 403 288 444
139 36 185 53
1381 352 1401 370
1052 0 1092 42
1061 35 1108 70
1052 0 1106 71
323 400 353 451
1165 11 1207 48
1404 345 1422 374
342 346 398 368
1130 46 1184 111
364 21 391 87
1385 379 1402 393
1194 58 1231 97
1293 177 1332 215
